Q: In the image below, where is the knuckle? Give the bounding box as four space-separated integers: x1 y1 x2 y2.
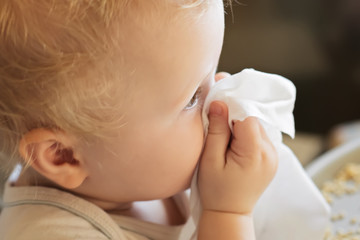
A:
242 117 260 128
207 127 225 136
208 119 228 135
229 146 262 168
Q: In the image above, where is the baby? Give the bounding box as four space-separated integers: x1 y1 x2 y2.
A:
0 0 277 239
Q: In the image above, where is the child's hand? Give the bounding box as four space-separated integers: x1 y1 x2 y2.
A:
198 101 278 216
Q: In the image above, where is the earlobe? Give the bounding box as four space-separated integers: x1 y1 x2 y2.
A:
18 128 88 189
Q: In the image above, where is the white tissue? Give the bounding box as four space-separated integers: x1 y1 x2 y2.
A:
180 69 330 240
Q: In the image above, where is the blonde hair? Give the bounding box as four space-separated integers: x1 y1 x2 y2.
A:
0 0 215 174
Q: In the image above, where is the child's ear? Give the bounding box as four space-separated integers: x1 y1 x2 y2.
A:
18 128 88 189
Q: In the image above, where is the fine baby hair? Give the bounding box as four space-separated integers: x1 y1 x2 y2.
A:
0 0 124 172
0 0 208 172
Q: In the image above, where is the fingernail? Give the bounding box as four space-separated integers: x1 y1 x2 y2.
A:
209 102 223 116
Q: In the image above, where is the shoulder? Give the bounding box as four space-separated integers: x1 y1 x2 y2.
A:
0 203 109 240
0 184 123 239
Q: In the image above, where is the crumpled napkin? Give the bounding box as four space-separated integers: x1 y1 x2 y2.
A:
179 69 330 240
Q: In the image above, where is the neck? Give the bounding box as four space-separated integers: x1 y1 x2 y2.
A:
107 198 187 226
13 166 133 211
13 166 54 188
12 166 187 226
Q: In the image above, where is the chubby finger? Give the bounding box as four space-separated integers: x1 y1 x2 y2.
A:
202 101 231 169
228 117 263 165
258 122 279 172
215 72 231 82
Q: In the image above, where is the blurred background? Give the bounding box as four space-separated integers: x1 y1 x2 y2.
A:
218 0 360 165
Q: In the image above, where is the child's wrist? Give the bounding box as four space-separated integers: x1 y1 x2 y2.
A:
199 210 256 240
202 209 253 218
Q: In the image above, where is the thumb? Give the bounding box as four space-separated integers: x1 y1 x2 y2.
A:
202 101 231 168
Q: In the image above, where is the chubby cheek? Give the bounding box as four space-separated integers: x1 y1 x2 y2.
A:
101 112 205 200
150 113 204 195
173 114 204 178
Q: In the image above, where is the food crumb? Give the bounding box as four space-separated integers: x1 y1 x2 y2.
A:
321 163 360 240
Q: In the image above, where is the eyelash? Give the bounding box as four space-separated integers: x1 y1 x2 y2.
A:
185 87 203 110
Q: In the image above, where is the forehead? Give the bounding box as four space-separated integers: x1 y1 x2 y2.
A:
119 2 224 91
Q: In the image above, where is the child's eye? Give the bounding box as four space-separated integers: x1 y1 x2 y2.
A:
185 88 202 110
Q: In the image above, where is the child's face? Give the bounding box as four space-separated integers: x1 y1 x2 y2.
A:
80 1 225 203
